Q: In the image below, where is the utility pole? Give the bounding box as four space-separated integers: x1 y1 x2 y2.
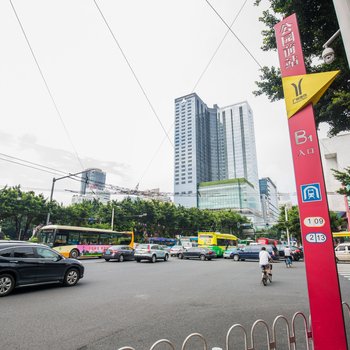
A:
332 0 350 68
46 170 88 225
284 205 290 246
111 207 114 230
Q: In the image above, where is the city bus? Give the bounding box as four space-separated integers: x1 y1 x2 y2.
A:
333 232 350 245
148 237 177 247
198 232 238 257
37 225 134 258
256 237 278 246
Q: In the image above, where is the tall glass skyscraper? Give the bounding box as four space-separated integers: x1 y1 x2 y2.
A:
174 93 261 217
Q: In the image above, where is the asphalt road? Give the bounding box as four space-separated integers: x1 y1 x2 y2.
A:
2 258 350 350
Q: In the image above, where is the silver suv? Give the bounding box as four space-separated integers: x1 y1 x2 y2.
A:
134 244 169 263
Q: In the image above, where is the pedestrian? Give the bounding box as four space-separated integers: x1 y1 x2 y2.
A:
284 245 292 267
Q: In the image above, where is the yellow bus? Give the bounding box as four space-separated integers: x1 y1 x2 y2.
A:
333 232 350 245
37 225 134 259
198 232 238 257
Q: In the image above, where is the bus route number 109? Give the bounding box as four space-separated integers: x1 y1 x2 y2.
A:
303 217 325 228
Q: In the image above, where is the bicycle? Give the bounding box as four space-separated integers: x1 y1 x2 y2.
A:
261 263 273 286
285 255 292 268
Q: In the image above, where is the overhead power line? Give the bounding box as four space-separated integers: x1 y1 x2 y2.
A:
135 1 249 189
204 0 263 69
192 0 249 92
0 153 169 198
0 153 311 201
8 0 85 171
93 0 173 147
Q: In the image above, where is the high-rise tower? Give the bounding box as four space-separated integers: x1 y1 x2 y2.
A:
72 168 110 204
174 93 261 220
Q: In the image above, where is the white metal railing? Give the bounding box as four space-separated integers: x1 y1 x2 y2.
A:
118 302 350 350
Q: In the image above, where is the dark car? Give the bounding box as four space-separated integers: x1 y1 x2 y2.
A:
231 244 279 261
276 244 303 261
0 242 84 297
102 245 135 262
178 247 216 261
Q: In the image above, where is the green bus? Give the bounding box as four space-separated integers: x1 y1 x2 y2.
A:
198 232 238 257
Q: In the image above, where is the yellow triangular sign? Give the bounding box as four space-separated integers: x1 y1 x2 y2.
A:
282 71 340 118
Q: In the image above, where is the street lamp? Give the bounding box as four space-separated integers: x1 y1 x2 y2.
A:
46 170 89 225
110 211 147 230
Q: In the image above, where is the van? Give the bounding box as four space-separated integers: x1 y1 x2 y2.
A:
335 243 350 262
233 244 279 261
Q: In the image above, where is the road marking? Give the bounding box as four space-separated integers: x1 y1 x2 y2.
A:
337 264 350 281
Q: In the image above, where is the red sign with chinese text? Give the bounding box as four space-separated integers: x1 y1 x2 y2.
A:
275 14 347 349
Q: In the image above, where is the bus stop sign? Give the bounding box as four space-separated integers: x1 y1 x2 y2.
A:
274 13 347 350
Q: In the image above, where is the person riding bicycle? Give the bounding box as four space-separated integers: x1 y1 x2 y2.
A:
259 246 272 282
284 245 293 268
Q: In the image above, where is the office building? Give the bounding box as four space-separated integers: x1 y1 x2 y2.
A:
174 93 262 223
198 178 262 224
259 177 279 227
72 168 110 204
320 133 350 225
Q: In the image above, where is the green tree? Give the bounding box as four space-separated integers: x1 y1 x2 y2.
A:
332 167 350 196
0 186 48 239
279 206 302 243
274 205 344 243
253 0 350 136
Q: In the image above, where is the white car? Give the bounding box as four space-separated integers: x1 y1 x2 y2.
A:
134 244 169 263
169 245 184 257
335 243 350 262
223 248 241 259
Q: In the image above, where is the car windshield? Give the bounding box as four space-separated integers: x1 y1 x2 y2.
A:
137 244 149 249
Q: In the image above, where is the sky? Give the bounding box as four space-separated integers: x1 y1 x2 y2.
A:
0 0 330 205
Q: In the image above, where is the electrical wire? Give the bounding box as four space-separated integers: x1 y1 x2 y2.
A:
192 0 249 92
92 0 173 147
0 152 69 177
0 156 60 177
204 0 263 69
0 152 303 200
8 0 85 171
135 1 249 189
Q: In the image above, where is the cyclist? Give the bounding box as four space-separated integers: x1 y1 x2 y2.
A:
259 246 272 284
284 245 293 268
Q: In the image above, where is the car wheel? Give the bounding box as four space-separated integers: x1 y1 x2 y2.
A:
164 254 169 261
105 259 110 262
178 253 184 259
119 255 124 262
233 255 240 262
136 258 141 263
63 268 79 287
0 274 15 297
151 255 156 263
69 249 80 259
200 254 205 261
